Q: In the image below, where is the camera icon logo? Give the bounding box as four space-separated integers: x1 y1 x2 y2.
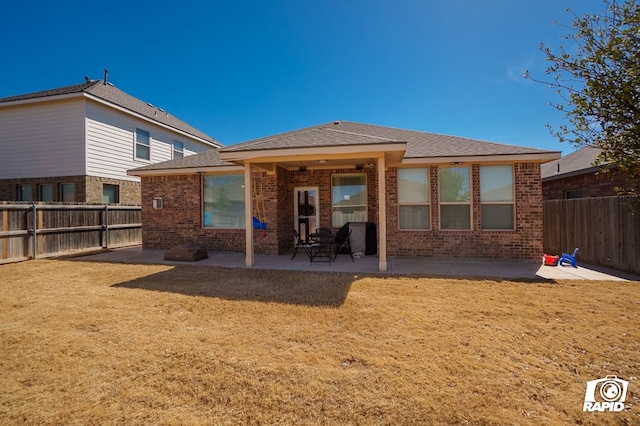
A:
583 375 628 412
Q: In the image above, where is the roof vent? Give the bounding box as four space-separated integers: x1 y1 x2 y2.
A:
334 120 341 125
84 76 90 83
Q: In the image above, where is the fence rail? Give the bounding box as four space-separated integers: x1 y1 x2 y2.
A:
543 196 639 275
1 203 141 264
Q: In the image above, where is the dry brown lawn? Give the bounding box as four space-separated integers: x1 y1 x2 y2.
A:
0 259 638 425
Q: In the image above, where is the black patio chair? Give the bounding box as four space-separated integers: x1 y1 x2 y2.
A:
291 229 313 260
334 224 354 262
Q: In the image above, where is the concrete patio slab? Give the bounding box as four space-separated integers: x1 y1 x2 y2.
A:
68 246 640 281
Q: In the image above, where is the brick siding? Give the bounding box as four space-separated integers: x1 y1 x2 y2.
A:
140 162 544 260
0 175 141 204
542 168 630 200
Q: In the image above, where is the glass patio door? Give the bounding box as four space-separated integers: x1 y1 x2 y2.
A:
294 187 319 243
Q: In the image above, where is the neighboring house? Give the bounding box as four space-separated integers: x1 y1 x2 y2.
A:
0 78 219 204
129 121 560 271
541 146 629 200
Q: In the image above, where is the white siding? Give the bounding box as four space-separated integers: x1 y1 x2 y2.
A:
85 102 213 182
0 100 86 179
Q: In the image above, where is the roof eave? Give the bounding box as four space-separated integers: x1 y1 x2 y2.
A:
401 151 561 165
128 165 244 177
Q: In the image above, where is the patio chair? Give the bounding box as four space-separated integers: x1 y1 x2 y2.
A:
558 247 579 268
316 227 332 236
334 228 354 262
291 229 313 260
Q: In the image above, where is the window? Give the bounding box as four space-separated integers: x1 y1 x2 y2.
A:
398 168 430 229
39 184 53 202
173 140 184 159
480 165 514 229
18 185 32 201
135 128 150 160
103 184 119 204
60 183 75 202
565 189 583 199
203 174 245 228
439 167 471 230
332 174 367 227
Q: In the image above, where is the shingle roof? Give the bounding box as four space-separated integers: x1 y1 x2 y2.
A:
541 146 605 181
129 148 232 172
0 80 218 146
223 120 555 158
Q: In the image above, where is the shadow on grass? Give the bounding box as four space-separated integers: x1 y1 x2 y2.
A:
112 265 354 307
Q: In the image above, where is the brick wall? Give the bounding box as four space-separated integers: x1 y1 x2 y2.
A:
140 162 544 260
0 175 140 204
542 168 630 200
385 163 543 260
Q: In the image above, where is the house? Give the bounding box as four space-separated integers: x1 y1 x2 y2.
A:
541 146 629 200
129 121 560 271
0 77 219 204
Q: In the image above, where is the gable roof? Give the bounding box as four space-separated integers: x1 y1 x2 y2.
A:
0 80 219 147
541 146 605 181
222 120 557 159
129 120 561 176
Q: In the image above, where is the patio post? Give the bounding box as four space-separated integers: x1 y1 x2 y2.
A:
377 155 387 272
244 162 254 266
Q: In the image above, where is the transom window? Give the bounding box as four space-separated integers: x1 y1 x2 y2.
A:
203 174 245 229
480 165 514 229
173 140 184 159
332 174 367 227
439 167 471 230
398 168 430 229
135 128 150 160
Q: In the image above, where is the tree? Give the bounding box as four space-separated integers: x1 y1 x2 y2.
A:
527 0 640 198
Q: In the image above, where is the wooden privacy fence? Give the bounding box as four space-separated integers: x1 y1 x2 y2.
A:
543 196 639 275
0 203 141 264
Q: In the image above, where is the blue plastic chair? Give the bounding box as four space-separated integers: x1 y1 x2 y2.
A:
559 248 579 268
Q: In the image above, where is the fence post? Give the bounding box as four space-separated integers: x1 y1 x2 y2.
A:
104 204 109 250
31 204 37 260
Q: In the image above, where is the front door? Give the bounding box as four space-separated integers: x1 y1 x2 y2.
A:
294 187 319 243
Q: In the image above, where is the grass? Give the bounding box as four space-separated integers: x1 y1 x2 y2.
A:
0 259 638 425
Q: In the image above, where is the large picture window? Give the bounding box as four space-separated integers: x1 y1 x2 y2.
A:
439 167 471 230
332 174 367 227
398 168 430 229
480 165 514 229
203 174 245 228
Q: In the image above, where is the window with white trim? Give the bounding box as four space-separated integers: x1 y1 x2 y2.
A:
480 165 514 229
439 167 471 230
332 174 367 227
135 128 150 160
173 140 184 159
398 168 430 229
203 174 245 228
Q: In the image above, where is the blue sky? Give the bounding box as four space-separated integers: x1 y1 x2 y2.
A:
0 0 607 154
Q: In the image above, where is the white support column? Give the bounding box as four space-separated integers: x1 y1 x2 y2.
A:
244 162 254 267
377 155 387 272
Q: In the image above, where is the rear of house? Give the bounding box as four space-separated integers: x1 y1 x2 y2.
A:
130 121 560 271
